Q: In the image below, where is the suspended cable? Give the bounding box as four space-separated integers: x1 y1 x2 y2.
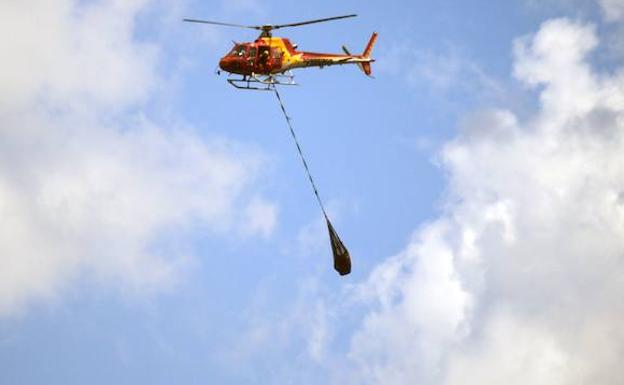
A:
273 87 329 219
272 86 352 276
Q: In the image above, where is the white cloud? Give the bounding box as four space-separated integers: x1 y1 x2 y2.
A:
378 43 505 109
600 0 624 21
0 0 155 110
347 221 473 385
0 0 274 316
444 312 571 385
240 198 278 238
295 202 343 258
345 18 624 385
523 0 624 23
219 277 334 384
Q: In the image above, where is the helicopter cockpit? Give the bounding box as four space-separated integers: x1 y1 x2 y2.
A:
226 44 272 62
228 45 246 57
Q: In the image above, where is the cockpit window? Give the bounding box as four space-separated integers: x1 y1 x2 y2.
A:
229 45 246 57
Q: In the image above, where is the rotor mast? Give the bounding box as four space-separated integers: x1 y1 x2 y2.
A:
259 25 273 38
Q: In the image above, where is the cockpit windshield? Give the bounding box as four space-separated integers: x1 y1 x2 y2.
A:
228 45 246 57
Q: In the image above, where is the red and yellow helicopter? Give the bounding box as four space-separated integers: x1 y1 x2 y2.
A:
183 14 377 90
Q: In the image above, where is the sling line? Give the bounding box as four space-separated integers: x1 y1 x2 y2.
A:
272 87 329 220
272 85 352 276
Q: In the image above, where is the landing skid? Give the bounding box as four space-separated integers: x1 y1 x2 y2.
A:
226 72 297 91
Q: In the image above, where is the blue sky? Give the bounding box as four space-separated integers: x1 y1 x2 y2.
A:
2 0 624 384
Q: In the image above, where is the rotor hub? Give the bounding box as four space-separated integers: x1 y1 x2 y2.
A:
260 25 273 37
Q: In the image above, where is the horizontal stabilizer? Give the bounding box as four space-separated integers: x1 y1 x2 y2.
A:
342 44 371 76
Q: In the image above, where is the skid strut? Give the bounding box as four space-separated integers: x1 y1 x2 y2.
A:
227 71 297 91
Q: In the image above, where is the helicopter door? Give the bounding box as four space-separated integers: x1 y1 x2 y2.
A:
247 46 257 70
257 46 272 73
271 47 282 70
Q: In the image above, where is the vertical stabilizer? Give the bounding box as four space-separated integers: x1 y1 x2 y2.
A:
363 32 378 58
343 32 378 77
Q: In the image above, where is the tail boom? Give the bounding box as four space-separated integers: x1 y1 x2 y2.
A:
286 32 378 76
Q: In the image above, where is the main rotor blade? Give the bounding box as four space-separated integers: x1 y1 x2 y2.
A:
182 18 261 30
272 14 357 29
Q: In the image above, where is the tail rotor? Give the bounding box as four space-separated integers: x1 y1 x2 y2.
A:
343 32 377 77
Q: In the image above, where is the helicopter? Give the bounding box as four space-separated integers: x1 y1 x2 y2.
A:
183 14 377 90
